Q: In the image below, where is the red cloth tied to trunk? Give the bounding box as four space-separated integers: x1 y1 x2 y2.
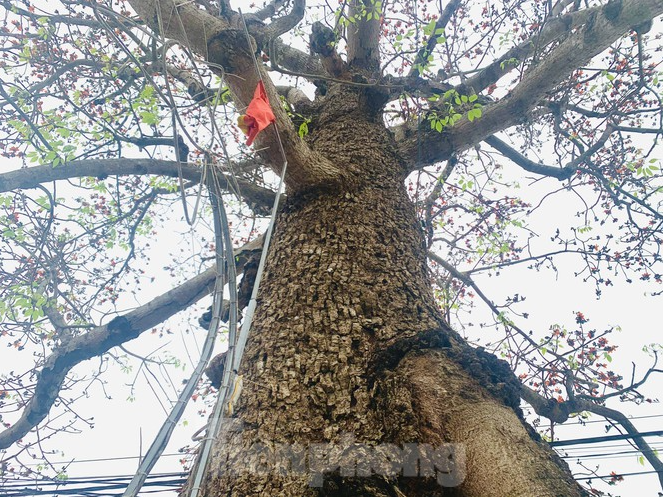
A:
237 81 276 146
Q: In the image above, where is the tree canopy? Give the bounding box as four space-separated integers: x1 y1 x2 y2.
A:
1 0 663 494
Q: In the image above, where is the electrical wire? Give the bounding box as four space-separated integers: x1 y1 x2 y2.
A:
122 165 238 496
549 429 663 447
1 472 187 496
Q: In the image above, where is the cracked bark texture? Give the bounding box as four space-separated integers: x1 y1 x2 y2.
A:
186 86 584 496
117 0 663 494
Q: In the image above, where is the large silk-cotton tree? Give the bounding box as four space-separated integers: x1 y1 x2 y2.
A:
1 0 663 495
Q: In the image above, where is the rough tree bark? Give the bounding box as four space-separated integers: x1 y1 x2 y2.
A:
191 85 584 496
119 0 663 495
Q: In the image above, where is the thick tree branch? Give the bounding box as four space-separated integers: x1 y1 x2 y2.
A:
461 4 598 95
346 0 381 74
0 159 276 213
127 0 340 191
309 21 351 78
395 0 663 171
582 402 663 489
275 85 315 113
263 0 305 39
269 38 325 76
485 136 576 180
0 237 263 451
254 0 287 21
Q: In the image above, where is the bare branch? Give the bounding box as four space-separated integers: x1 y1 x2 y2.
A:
0 237 263 451
0 159 276 213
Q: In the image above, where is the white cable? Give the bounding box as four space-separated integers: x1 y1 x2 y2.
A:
123 170 237 497
187 160 286 497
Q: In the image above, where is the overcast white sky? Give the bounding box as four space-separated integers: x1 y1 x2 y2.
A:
1 0 663 495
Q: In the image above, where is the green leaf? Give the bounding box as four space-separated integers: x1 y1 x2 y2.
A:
140 85 155 99
298 121 309 138
423 19 436 37
140 111 158 125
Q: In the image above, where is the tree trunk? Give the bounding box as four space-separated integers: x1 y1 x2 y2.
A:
188 86 585 496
